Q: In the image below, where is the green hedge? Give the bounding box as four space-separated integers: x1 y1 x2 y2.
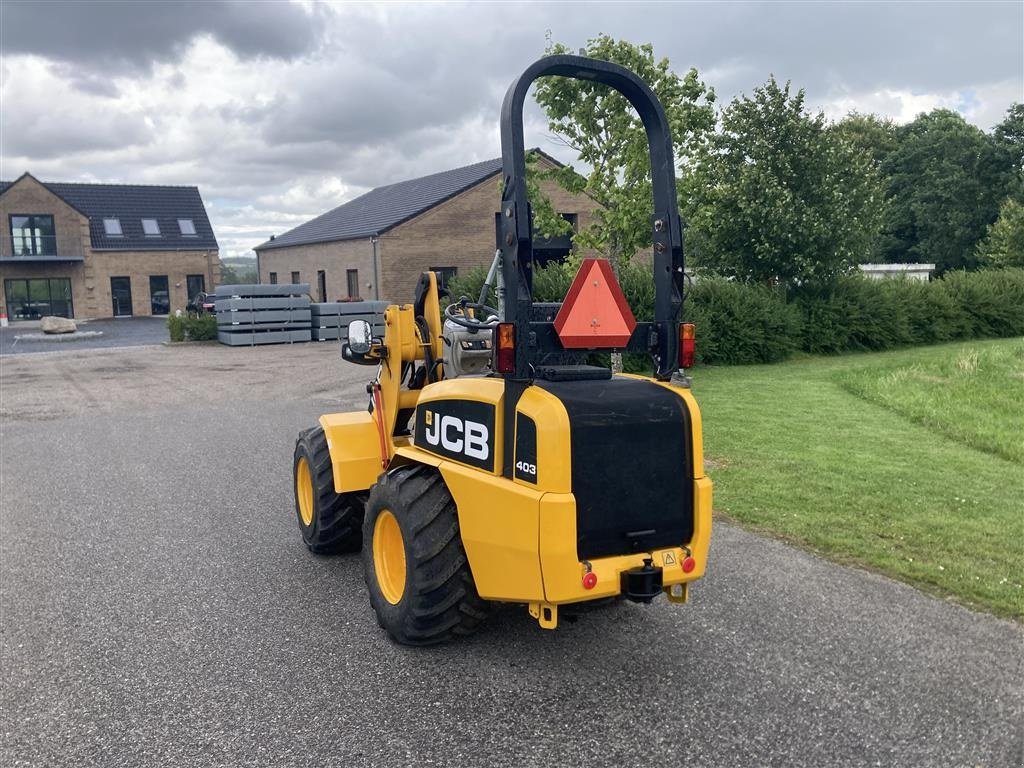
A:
167 313 217 342
449 263 1024 367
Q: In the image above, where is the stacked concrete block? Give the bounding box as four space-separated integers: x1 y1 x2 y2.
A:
310 300 388 342
215 284 312 346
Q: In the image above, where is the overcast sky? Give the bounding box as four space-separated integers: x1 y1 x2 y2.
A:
1 1 1021 259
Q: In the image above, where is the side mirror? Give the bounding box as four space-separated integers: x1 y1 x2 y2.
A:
347 320 372 354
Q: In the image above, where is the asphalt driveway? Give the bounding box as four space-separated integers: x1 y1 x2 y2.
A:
0 316 170 355
1 345 1021 767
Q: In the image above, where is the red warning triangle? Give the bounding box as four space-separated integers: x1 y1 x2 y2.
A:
553 258 637 348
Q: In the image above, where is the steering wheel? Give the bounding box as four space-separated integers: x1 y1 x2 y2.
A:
445 297 499 330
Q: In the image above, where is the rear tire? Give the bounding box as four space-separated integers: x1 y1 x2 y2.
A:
362 464 488 645
293 426 363 554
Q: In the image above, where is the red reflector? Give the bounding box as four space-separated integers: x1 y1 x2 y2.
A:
679 323 696 369
582 571 598 590
681 556 696 573
495 323 515 374
554 259 637 348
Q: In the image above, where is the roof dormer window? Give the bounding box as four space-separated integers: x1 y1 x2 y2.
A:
103 218 123 236
142 218 161 237
178 218 196 236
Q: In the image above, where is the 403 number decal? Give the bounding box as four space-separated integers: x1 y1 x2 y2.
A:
515 460 536 476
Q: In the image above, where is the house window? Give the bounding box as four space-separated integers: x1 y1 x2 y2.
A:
561 212 578 231
269 272 278 284
177 219 196 236
9 214 56 256
186 274 205 302
103 218 123 236
430 266 457 290
4 277 73 319
346 269 359 299
291 271 300 284
317 270 327 303
142 218 161 237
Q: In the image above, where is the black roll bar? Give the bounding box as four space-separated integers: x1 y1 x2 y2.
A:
497 54 686 381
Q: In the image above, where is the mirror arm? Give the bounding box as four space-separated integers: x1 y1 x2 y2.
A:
342 343 386 366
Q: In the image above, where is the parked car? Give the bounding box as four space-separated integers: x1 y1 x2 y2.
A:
188 291 217 314
151 291 170 315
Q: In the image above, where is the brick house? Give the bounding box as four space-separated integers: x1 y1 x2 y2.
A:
0 173 220 321
254 153 599 303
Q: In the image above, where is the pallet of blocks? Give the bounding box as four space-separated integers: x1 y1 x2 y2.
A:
310 300 388 342
214 284 312 346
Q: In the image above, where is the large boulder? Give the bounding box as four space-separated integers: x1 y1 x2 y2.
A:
40 316 77 334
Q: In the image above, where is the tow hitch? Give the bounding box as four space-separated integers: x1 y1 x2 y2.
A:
621 558 663 603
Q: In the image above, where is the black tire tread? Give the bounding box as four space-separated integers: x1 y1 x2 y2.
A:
363 464 488 645
294 426 363 554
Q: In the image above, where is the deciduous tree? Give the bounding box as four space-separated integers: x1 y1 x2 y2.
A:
530 34 716 263
977 197 1024 268
685 78 885 286
880 109 1011 271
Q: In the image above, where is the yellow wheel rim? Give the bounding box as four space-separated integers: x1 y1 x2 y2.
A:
296 457 314 527
373 509 406 605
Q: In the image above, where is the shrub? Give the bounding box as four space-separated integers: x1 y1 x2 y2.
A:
796 276 914 353
167 313 217 342
686 278 802 365
167 314 185 342
936 268 1024 339
447 260 1024 367
185 313 218 341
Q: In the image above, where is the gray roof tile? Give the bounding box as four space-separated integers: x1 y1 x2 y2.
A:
255 157 503 251
0 177 218 251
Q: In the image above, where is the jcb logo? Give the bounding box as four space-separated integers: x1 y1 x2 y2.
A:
421 409 490 463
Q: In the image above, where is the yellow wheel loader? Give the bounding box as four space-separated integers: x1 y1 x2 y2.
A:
293 55 712 645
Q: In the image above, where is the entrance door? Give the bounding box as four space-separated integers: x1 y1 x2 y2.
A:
186 274 205 305
317 270 327 303
149 275 169 315
110 276 133 317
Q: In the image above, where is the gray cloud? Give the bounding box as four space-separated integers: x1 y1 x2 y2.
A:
0 0 325 72
1 1 1020 260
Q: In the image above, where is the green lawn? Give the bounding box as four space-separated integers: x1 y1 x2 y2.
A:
692 337 1024 618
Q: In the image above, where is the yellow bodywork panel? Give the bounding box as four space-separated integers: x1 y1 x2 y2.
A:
394 444 545 602
538 475 712 604
412 377 506 475
319 411 382 494
512 385 571 493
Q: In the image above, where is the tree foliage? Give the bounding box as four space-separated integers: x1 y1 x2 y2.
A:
531 34 716 263
830 112 899 170
685 77 885 286
977 197 1024 268
994 102 1024 178
880 109 1012 272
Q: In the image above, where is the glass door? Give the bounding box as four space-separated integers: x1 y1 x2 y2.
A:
186 274 205 305
149 275 169 315
4 278 73 319
110 276 132 317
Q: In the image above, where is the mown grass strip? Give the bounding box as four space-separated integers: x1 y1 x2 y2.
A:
693 338 1024 618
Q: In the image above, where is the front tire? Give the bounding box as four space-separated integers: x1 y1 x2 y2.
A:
362 464 488 645
293 426 363 554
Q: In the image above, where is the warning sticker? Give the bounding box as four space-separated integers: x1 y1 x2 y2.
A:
662 551 677 567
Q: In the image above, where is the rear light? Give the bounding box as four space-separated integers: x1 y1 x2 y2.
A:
682 556 696 573
582 571 598 590
494 323 515 374
679 323 695 369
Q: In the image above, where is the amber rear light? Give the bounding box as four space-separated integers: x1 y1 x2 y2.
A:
679 323 696 369
495 323 516 374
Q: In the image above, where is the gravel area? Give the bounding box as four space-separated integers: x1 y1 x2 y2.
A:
1 344 1021 767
